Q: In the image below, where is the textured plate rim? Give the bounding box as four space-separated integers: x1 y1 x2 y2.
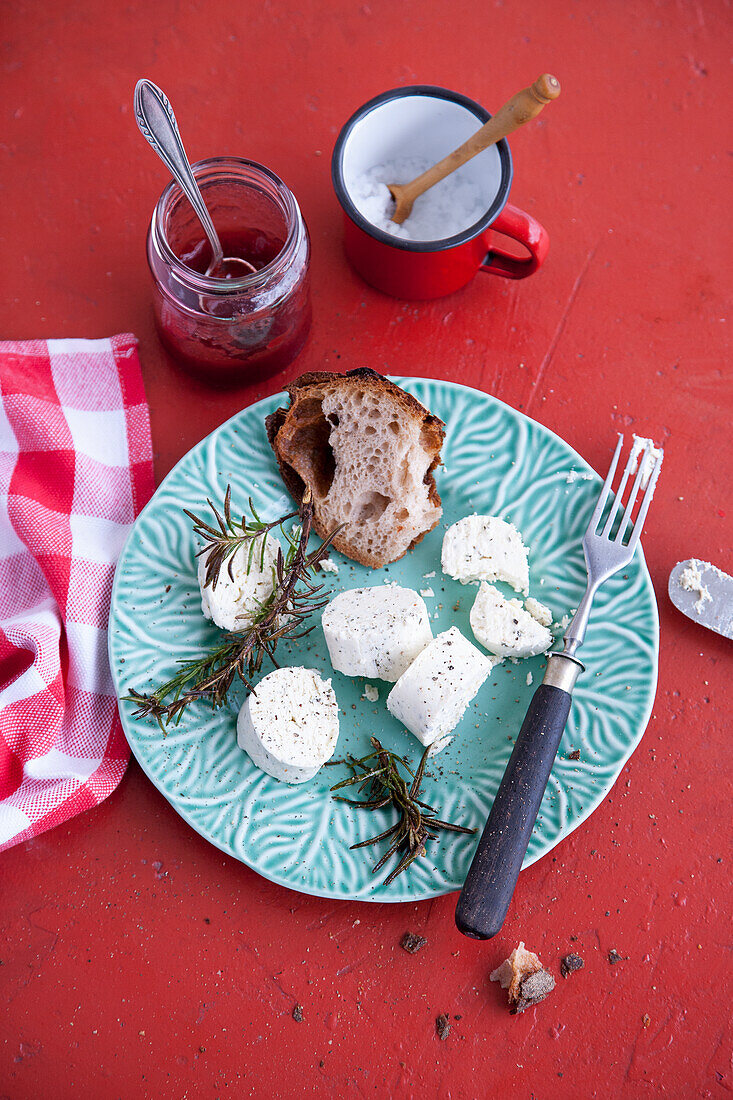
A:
109 377 660 903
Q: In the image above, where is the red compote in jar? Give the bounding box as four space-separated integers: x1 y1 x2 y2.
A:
147 157 311 383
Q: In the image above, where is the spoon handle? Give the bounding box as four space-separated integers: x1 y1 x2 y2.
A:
134 79 223 268
399 74 561 207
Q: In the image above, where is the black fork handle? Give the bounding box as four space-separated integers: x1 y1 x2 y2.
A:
455 653 583 940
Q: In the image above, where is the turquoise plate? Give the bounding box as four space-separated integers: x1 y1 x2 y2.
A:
109 378 659 902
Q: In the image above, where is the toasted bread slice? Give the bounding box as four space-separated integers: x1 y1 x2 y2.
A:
266 369 444 568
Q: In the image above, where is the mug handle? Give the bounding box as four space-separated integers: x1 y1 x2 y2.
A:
480 202 549 280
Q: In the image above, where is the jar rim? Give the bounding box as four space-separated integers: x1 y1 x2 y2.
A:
150 156 302 292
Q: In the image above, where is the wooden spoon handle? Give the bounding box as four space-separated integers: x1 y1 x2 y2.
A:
400 74 561 205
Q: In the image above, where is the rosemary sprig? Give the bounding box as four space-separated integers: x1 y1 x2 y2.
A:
126 486 341 729
327 737 476 887
184 484 294 591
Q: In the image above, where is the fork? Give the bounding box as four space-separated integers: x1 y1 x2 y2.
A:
455 435 664 940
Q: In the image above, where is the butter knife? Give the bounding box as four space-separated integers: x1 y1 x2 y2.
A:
668 559 733 640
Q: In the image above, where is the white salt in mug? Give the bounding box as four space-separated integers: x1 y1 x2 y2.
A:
332 86 550 299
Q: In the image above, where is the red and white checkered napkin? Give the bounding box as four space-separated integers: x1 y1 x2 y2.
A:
0 335 154 852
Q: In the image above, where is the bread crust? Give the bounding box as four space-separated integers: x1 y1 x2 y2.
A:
265 368 445 568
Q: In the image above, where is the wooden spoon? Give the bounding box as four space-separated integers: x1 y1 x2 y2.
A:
388 74 561 225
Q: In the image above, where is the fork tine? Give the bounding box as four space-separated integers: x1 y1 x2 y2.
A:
626 450 664 550
588 433 623 532
614 455 647 543
602 438 640 537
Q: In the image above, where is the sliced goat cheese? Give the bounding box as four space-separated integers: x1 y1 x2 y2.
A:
470 584 552 658
441 515 530 594
525 597 553 628
237 667 339 784
198 532 279 632
322 586 432 682
386 626 494 750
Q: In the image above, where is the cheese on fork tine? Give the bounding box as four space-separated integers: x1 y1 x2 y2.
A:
470 584 552 658
386 627 495 751
237 667 339 784
441 515 530 594
322 586 433 682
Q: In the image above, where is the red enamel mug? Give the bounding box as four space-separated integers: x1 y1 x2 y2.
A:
331 86 549 300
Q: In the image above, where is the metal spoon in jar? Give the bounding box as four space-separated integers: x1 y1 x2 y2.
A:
134 79 256 279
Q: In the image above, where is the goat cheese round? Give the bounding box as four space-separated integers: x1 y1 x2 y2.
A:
441 515 530 594
198 532 279 632
470 583 552 658
237 667 339 784
386 626 494 751
322 586 433 682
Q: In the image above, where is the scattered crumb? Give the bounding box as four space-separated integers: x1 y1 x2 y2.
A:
642 1013 651 1028
568 749 581 761
319 557 340 575
608 948 626 965
452 600 461 612
420 587 435 598
490 942 555 1014
556 611 576 632
362 683 379 703
292 1004 304 1022
423 570 436 579
164 584 172 593
401 932 427 954
435 1013 451 1040
526 672 533 686
566 469 595 484
560 953 584 978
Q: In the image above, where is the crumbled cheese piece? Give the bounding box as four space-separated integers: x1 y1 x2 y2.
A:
526 671 533 686
198 533 279 632
556 610 577 632
237 667 339 784
630 435 664 489
322 586 432 682
679 559 713 614
470 584 552 658
423 571 436 579
420 587 435 598
362 683 379 703
319 557 340 575
441 515 530 594
525 597 553 628
386 627 494 750
566 469 594 483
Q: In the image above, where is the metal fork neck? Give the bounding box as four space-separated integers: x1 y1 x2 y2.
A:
561 578 599 658
543 651 584 691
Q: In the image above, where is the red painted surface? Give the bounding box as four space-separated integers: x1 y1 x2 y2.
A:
1 1 731 1096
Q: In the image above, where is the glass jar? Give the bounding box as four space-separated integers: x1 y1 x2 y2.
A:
147 157 311 383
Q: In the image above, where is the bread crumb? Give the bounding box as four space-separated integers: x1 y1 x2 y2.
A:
490 942 555 1014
